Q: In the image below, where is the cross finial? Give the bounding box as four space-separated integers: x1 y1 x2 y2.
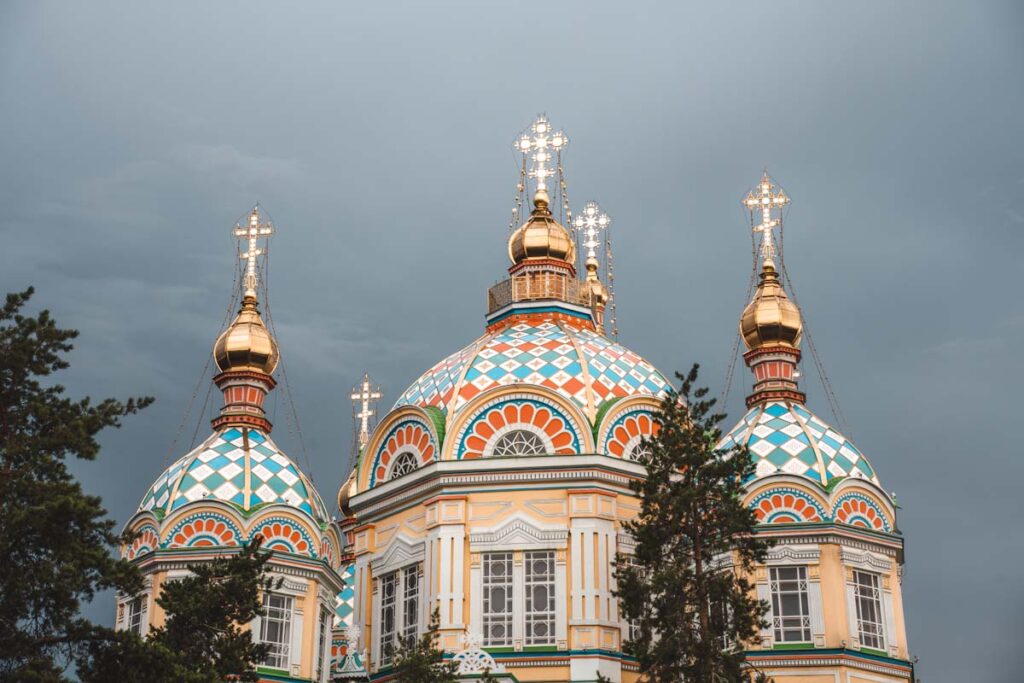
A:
515 114 568 196
233 205 274 299
743 170 789 267
350 373 382 449
573 200 611 262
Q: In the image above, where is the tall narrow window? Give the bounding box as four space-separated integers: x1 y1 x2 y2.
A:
379 565 421 667
402 565 420 646
769 566 811 643
379 572 399 665
126 595 145 635
316 606 332 682
260 593 293 669
853 570 885 650
482 552 514 646
524 551 556 645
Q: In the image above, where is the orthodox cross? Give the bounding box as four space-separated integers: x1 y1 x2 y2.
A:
573 200 611 261
743 170 789 264
515 115 568 193
234 205 274 298
350 373 382 449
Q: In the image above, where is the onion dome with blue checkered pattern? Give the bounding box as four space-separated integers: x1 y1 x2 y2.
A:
721 173 880 487
137 426 330 523
137 206 330 523
719 400 879 486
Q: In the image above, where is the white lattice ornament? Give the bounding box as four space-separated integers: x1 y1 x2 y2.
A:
453 632 505 674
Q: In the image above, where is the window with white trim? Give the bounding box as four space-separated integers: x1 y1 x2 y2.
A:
126 595 146 635
379 565 420 666
524 551 556 645
769 566 811 643
482 552 514 646
316 605 332 682
852 570 885 650
259 593 293 669
490 429 546 456
390 452 418 480
626 442 652 462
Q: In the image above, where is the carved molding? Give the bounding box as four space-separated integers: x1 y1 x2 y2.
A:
469 513 568 552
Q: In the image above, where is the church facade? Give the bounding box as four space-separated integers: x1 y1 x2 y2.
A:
120 116 913 683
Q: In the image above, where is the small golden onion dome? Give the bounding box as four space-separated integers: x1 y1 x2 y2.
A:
508 190 576 266
338 470 358 513
740 261 803 350
213 295 280 374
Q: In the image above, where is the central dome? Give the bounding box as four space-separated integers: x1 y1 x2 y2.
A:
396 319 671 417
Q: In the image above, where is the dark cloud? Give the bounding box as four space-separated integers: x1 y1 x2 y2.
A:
2 2 1022 680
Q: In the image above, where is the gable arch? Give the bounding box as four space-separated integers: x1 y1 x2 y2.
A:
595 396 662 459
360 406 442 491
445 385 593 460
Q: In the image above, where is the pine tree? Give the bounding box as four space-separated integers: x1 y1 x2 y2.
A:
148 539 278 682
79 540 279 683
0 288 152 680
391 609 458 683
615 364 772 683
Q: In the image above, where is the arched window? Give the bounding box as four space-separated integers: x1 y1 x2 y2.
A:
627 442 652 462
490 429 547 457
389 452 419 480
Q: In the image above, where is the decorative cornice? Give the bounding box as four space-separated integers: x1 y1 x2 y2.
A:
350 455 642 522
765 544 821 564
840 548 894 572
744 649 912 678
469 514 569 551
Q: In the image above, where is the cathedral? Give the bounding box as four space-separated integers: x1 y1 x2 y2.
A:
119 115 913 683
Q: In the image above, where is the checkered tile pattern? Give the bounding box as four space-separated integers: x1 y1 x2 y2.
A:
395 321 670 415
335 563 356 627
396 336 482 409
719 401 878 485
138 427 329 522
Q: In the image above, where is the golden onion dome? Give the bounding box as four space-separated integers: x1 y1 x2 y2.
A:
213 295 280 374
508 190 576 266
740 261 803 350
338 470 358 514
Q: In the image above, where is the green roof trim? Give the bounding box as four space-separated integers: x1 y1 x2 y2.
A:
591 397 623 441
423 405 447 447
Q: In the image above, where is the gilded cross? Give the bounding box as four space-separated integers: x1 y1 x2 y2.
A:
350 373 382 449
233 206 274 298
515 115 568 193
573 201 611 261
743 171 789 264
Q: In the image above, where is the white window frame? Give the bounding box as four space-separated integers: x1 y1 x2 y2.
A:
315 604 333 682
523 550 556 646
756 544 825 649
469 515 568 652
259 592 294 670
482 552 514 647
841 547 898 656
852 570 885 651
377 564 421 667
769 566 812 644
119 593 148 637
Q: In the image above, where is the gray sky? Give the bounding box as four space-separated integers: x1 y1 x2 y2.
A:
2 2 1022 680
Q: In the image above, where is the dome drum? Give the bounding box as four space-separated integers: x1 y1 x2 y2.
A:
486 271 594 316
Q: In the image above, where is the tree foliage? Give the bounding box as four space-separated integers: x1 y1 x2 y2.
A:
0 288 275 682
391 609 459 683
615 364 772 683
0 287 152 680
78 540 278 683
